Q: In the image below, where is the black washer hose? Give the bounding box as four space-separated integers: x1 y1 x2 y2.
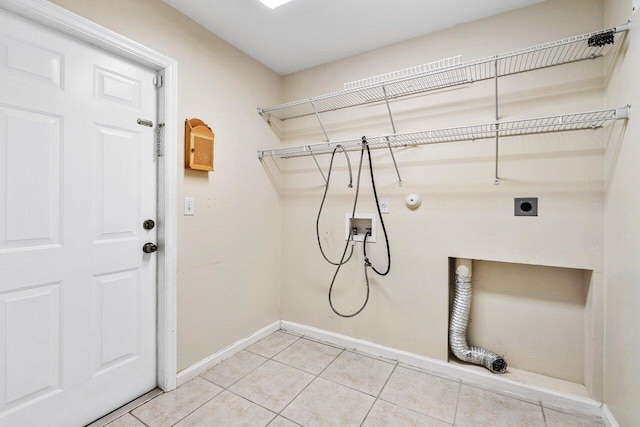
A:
326 137 391 317
316 145 355 265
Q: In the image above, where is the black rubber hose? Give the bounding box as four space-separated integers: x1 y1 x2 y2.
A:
316 145 354 266
362 142 391 276
327 137 392 318
328 143 367 317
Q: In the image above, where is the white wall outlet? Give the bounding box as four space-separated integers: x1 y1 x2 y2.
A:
379 198 390 214
184 197 195 215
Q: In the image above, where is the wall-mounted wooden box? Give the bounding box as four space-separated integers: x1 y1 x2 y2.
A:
185 118 214 171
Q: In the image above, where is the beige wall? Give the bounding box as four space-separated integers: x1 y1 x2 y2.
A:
603 1 640 425
279 0 607 398
46 1 640 417
50 0 283 371
466 261 589 384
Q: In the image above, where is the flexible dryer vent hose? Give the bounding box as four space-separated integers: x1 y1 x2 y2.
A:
450 259 507 374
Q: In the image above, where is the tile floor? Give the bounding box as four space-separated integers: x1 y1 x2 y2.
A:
106 331 604 427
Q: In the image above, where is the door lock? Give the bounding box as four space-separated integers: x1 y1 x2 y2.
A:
143 243 158 253
143 219 155 230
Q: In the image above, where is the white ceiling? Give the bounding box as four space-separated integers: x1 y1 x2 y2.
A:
161 0 544 75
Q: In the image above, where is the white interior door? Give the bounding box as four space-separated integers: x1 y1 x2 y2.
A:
0 8 158 427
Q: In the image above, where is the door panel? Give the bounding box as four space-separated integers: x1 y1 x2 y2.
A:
0 107 62 251
93 125 140 242
94 66 141 109
0 284 61 411
93 269 139 376
0 33 64 90
0 8 157 427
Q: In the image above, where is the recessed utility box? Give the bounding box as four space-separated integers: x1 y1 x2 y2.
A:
345 213 376 242
515 197 538 216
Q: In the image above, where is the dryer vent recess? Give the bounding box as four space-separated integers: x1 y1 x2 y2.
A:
515 198 538 216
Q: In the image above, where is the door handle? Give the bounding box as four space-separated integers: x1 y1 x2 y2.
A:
143 243 158 253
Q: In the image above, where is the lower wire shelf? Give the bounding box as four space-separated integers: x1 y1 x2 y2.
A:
257 106 630 159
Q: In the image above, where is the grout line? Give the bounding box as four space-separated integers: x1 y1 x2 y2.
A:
206 353 269 390
129 412 149 427
344 347 398 365
268 414 304 426
89 388 162 427
359 363 399 426
169 388 226 426
275 373 316 417
462 381 542 406
452 381 463 426
298 334 345 350
226 388 280 414
245 333 302 359
275 346 346 421
317 348 346 377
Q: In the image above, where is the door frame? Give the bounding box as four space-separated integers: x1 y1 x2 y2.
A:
0 0 179 391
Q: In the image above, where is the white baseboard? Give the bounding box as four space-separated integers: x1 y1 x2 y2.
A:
601 404 620 427
175 319 609 422
280 320 603 419
176 320 281 386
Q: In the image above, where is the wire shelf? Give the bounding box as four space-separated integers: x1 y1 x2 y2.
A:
257 107 629 159
257 24 629 122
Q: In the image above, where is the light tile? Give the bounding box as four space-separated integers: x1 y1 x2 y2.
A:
230 360 314 412
131 377 222 426
363 399 451 427
106 413 146 427
282 377 375 427
200 350 267 388
320 351 395 396
543 408 604 427
175 391 276 427
379 366 459 423
455 384 545 427
246 331 300 358
274 338 342 374
268 416 302 426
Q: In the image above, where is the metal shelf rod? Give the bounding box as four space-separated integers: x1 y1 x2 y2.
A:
257 23 629 122
257 107 630 159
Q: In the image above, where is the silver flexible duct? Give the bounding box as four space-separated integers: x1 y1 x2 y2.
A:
450 259 507 374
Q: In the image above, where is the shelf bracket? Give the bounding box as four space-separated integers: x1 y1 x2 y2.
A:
384 137 403 187
309 146 328 184
382 85 397 134
310 100 330 142
257 108 272 126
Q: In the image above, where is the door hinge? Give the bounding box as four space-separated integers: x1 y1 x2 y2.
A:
156 123 165 157
153 75 164 88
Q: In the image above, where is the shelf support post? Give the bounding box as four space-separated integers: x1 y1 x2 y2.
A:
309 146 328 184
310 100 331 142
382 85 397 134
385 137 403 186
493 58 500 185
382 85 402 186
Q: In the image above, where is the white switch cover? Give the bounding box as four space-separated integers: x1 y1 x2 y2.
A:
184 197 195 215
379 198 390 214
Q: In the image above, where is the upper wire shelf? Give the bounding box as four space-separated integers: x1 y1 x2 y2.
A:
257 107 630 159
257 23 630 122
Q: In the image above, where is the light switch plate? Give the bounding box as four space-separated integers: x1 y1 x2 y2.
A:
184 197 195 215
379 198 390 214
